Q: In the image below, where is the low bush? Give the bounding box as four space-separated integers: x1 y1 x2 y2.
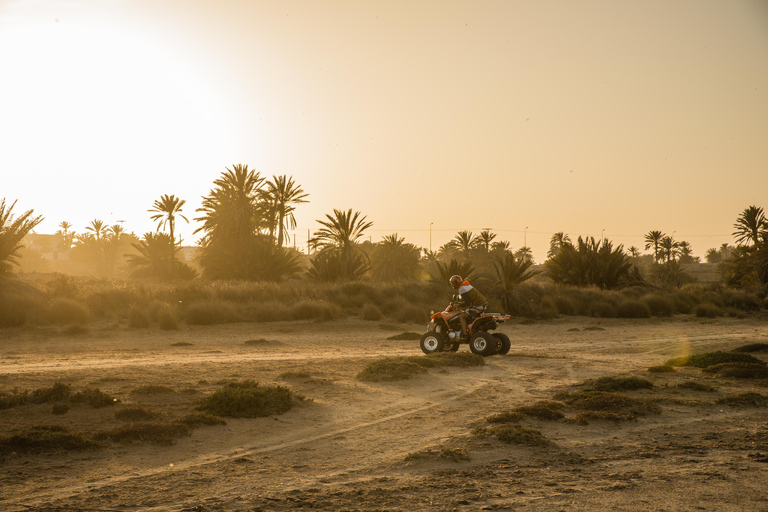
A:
197 380 302 418
130 385 175 396
494 425 551 446
51 404 69 415
486 411 524 424
115 407 160 422
186 300 241 325
648 365 676 373
127 306 151 328
396 305 428 324
695 303 722 318
641 294 676 317
0 425 100 453
616 300 651 319
361 304 383 321
675 381 716 392
557 390 661 420
665 351 766 368
356 359 427 382
71 387 118 408
732 343 768 353
404 448 470 463
249 302 291 322
96 421 192 445
279 371 312 380
179 413 227 427
587 376 654 392
31 382 72 403
514 401 565 420
157 304 179 330
702 363 768 379
47 298 90 325
715 393 767 407
290 300 341 321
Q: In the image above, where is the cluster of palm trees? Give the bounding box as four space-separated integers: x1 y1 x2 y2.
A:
719 205 768 286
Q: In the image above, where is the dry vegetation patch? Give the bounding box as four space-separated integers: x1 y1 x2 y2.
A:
386 332 422 340
357 353 484 382
702 363 768 379
665 351 766 368
197 380 305 418
95 421 192 446
493 425 552 446
586 376 654 392
715 393 768 407
0 425 101 454
732 343 768 353
403 447 470 463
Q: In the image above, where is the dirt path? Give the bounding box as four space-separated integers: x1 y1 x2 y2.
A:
1 316 767 511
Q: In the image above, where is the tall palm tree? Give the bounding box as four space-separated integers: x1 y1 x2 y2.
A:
644 230 665 263
451 230 478 255
311 209 372 250
480 252 541 315
490 240 511 252
476 230 496 252
628 246 641 259
56 221 74 251
659 236 680 262
309 209 373 281
733 205 767 246
85 219 106 241
149 194 188 249
514 246 534 264
0 198 44 278
261 175 309 248
547 232 572 259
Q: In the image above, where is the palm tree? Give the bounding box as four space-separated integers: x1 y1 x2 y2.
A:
56 221 74 251
85 219 106 241
490 240 511 252
370 234 421 282
480 252 541 315
309 209 373 281
644 230 665 263
476 230 496 252
547 232 572 259
311 209 372 250
733 205 767 246
545 236 641 290
450 230 478 255
678 240 694 263
0 198 43 278
261 175 309 248
149 194 189 249
659 236 680 262
514 246 534 264
126 232 197 281
628 246 641 259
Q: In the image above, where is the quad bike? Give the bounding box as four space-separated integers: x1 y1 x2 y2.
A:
420 302 511 357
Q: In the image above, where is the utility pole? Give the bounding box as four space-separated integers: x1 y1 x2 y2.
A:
524 227 528 247
429 222 433 253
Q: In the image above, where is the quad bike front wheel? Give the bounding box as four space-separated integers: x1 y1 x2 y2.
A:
420 332 444 355
469 331 496 356
492 332 511 355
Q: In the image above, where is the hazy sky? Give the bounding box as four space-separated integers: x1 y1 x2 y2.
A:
2 0 767 261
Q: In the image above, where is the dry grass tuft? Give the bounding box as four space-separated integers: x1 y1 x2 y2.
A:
665 351 766 368
0 425 101 453
586 376 654 392
514 400 566 420
715 393 767 407
404 448 470 463
130 385 175 396
675 381 716 392
115 407 161 422
732 343 768 353
494 425 551 446
96 421 192 445
71 387 118 408
703 363 768 379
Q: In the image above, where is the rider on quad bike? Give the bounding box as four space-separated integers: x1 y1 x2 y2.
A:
449 274 488 339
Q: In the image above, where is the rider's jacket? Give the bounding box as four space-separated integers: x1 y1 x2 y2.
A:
456 280 487 308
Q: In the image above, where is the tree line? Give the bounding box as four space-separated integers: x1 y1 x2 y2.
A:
2 165 767 291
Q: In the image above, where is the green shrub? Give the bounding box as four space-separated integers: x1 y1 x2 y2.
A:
616 300 651 318
186 301 241 325
0 425 100 453
665 351 766 368
494 425 551 446
587 376 654 392
702 363 768 379
695 303 722 318
641 294 675 317
197 380 301 418
361 304 383 321
71 387 118 408
47 298 90 325
96 421 192 445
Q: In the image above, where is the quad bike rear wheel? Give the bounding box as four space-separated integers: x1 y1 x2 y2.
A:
469 331 496 356
443 342 460 352
420 332 444 355
492 332 511 355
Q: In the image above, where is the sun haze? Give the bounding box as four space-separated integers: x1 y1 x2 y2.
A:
1 0 766 260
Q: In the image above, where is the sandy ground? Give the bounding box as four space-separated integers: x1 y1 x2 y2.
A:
1 315 767 511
